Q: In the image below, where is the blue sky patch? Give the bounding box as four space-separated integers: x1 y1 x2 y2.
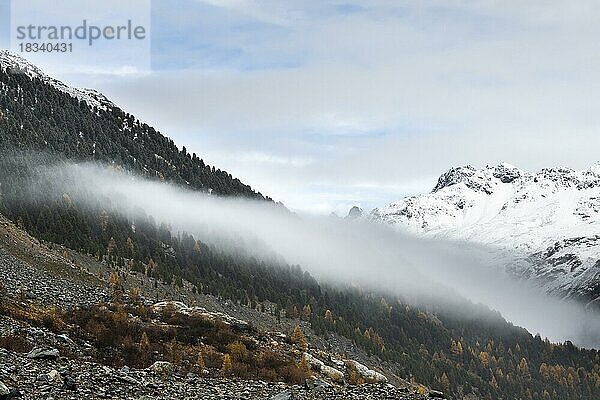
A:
0 0 10 48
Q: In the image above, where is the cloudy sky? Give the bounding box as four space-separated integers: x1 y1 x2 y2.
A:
4 0 600 213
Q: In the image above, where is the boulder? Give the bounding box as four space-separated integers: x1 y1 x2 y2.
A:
47 369 63 385
305 378 332 391
321 365 344 382
303 353 324 371
0 381 9 397
26 347 59 360
429 389 446 398
149 361 174 376
153 301 189 314
270 389 294 400
62 375 77 391
303 353 343 382
344 360 387 383
56 334 76 347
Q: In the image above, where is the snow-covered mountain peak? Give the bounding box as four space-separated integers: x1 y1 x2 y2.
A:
346 205 364 219
370 162 600 304
0 50 114 111
0 50 45 79
586 161 600 176
431 163 525 195
490 162 523 183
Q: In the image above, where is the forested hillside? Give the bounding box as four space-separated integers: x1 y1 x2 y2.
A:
1 58 599 400
0 63 267 199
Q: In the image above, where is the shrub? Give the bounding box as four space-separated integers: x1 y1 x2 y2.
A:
345 361 366 385
41 306 65 330
0 334 33 353
281 363 311 384
202 346 224 369
226 340 248 362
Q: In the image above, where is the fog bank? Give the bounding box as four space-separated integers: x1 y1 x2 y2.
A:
14 159 600 347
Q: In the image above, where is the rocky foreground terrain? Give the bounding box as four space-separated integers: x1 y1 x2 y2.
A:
0 216 443 400
0 347 428 400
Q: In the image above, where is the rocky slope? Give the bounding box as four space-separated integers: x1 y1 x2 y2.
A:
0 346 429 400
369 163 600 305
0 214 440 400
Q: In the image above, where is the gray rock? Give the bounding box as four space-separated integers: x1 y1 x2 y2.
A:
26 347 59 360
47 370 63 385
270 389 294 400
429 389 445 398
62 375 77 391
148 361 174 376
0 381 9 396
56 334 75 347
35 373 50 384
305 378 332 391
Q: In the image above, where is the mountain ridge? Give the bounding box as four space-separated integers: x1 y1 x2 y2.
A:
0 50 115 111
0 50 267 200
369 162 600 305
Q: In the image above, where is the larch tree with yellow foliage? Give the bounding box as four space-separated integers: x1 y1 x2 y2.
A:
221 354 232 375
290 325 308 351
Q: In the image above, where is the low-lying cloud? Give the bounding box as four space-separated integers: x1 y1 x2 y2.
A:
14 158 600 348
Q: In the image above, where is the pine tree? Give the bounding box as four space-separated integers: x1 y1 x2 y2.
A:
107 237 117 254
226 340 248 362
451 339 463 355
490 375 498 388
440 372 450 390
518 358 531 380
298 354 311 378
302 304 312 320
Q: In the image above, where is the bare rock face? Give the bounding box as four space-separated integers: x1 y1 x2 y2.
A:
432 165 480 193
492 163 522 183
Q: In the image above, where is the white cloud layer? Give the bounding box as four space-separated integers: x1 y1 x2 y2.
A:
23 159 600 347
53 0 600 213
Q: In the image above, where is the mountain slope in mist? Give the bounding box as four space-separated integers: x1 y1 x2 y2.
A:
0 50 266 200
3 156 600 400
370 163 600 305
0 50 114 110
2 52 600 399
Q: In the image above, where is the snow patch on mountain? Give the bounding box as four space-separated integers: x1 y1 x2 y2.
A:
0 50 113 111
370 163 600 303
